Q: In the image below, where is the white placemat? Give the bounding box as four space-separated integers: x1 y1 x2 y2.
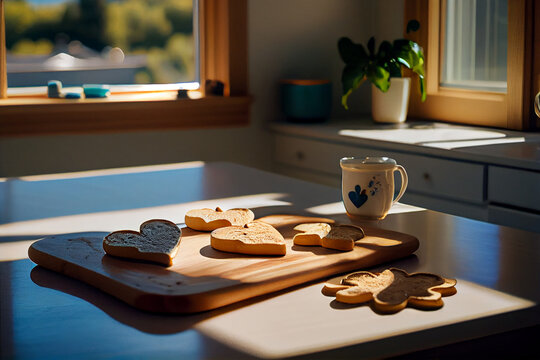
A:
339 128 506 145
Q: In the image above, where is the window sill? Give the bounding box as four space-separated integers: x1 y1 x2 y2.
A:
0 93 251 136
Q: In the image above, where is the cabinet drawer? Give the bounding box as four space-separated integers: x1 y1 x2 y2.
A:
274 134 486 204
274 135 372 175
396 153 486 204
488 204 540 233
489 166 540 212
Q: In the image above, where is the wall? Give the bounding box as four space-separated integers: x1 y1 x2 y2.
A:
0 0 403 177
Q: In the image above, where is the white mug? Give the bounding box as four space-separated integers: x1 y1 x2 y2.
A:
340 156 408 220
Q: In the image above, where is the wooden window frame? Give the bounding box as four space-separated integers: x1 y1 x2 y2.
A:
405 0 538 130
0 0 250 137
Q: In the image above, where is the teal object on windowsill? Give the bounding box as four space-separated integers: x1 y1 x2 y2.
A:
83 84 111 98
280 79 332 123
64 92 82 99
47 80 62 98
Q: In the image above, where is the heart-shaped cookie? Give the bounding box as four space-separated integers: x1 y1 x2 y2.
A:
322 268 457 313
348 185 368 208
210 221 286 255
185 207 255 231
293 223 365 251
103 219 182 266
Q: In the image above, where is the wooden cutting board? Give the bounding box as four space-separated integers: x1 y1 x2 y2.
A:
28 215 419 313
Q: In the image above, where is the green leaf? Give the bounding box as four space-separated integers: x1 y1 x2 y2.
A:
341 63 366 93
406 19 420 33
394 41 424 74
366 64 390 92
338 25 427 109
386 60 402 78
338 37 368 64
376 40 393 62
341 88 355 110
341 63 367 109
418 75 426 102
392 39 426 101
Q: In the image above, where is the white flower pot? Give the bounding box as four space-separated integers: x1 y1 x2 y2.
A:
371 77 411 123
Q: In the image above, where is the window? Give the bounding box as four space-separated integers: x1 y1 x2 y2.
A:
0 0 249 136
5 0 197 91
405 0 538 130
441 0 507 92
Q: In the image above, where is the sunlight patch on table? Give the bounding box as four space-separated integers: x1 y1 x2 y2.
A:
305 201 424 216
0 161 206 182
0 192 291 239
195 279 535 359
0 240 38 262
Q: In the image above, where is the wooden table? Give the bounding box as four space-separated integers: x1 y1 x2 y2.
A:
1 162 538 359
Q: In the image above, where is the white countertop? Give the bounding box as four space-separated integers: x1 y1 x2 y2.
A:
270 117 540 171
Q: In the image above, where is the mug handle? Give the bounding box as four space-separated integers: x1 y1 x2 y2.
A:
392 165 408 205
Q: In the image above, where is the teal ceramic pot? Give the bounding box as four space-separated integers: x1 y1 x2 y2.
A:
280 79 332 122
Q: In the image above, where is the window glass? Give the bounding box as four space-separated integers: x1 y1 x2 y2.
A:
441 0 507 92
5 0 197 90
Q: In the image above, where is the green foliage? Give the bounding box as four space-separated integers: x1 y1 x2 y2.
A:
107 0 172 50
5 0 195 83
406 19 420 33
12 38 53 55
141 33 194 83
5 1 64 49
165 33 195 80
338 20 426 109
78 0 107 50
164 3 194 34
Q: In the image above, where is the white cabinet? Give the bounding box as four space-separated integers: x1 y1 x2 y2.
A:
274 134 488 221
393 153 485 204
488 166 540 211
273 132 539 233
487 166 540 231
274 135 359 176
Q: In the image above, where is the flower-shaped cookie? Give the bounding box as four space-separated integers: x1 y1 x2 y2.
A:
323 268 456 313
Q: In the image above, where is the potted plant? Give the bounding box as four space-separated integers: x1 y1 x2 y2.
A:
338 20 426 123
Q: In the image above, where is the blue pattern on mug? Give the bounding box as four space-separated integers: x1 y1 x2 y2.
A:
368 176 382 196
348 185 368 208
